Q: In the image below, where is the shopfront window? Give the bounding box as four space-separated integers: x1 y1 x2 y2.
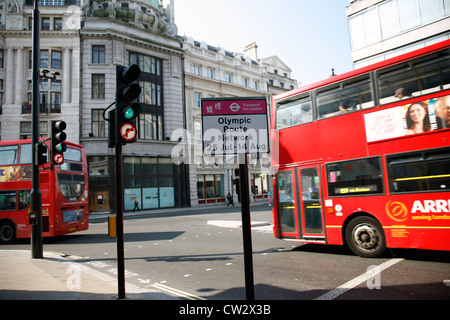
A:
197 174 225 202
123 157 176 210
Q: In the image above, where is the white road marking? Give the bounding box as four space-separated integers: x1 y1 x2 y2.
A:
314 258 404 300
150 283 207 300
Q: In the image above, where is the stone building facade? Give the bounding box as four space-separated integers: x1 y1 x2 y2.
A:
182 37 298 206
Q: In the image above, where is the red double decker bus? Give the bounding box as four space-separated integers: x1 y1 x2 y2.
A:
271 40 450 257
0 139 89 243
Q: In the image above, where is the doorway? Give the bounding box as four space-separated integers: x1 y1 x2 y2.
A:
276 165 324 239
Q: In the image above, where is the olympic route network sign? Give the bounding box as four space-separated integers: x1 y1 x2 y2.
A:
202 97 269 156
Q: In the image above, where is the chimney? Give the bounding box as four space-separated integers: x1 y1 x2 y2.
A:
244 42 258 61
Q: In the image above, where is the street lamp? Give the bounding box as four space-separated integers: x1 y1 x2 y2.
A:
40 69 60 80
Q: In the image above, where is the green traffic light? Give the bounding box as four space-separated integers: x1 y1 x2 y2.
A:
121 103 141 120
124 107 134 119
56 143 67 152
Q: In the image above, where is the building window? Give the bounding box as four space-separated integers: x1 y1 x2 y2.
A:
92 45 105 64
0 49 3 68
194 92 202 108
139 81 162 106
92 74 105 99
0 79 3 113
92 109 105 138
51 51 62 69
130 53 162 76
251 174 268 197
242 78 249 87
194 120 202 141
38 0 65 5
197 174 225 202
225 73 233 83
40 50 49 68
20 121 47 140
138 114 162 140
207 68 215 79
54 18 62 30
34 79 61 113
129 52 164 141
41 17 50 30
36 49 62 69
349 0 450 50
123 157 176 210
193 65 202 76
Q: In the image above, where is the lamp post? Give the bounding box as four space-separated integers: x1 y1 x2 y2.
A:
30 0 61 259
30 0 42 259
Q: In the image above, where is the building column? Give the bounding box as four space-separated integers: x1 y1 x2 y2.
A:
62 47 71 103
5 48 14 104
15 48 24 105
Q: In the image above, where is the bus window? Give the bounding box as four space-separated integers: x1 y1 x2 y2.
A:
387 148 450 193
317 75 373 119
378 49 450 104
0 145 19 165
58 173 86 201
0 191 16 211
18 190 31 210
63 148 82 162
19 144 32 164
277 170 296 234
326 157 384 197
276 95 312 129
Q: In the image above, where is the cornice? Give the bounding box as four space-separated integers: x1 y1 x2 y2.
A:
81 26 183 55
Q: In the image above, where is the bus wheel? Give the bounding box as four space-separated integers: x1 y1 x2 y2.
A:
345 216 386 258
0 221 16 244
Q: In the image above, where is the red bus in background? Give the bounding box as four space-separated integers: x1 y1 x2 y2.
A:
0 139 89 243
271 39 450 257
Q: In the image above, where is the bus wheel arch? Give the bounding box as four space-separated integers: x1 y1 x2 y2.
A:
343 213 386 258
0 219 16 244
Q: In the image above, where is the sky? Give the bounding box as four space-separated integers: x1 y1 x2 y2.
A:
174 0 354 86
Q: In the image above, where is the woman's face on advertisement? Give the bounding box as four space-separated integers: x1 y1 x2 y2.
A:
409 104 426 123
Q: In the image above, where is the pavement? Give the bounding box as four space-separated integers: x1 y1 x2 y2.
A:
0 202 271 300
0 249 180 300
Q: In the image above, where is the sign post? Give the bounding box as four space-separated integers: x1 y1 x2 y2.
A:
202 97 269 300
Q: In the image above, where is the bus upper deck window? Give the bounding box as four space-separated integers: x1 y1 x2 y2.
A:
378 49 450 105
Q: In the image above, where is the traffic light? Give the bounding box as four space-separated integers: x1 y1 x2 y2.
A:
51 120 67 165
37 143 48 166
115 64 142 146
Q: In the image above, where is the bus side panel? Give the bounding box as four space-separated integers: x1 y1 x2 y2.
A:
384 228 450 251
2 211 29 239
324 226 344 246
325 195 450 252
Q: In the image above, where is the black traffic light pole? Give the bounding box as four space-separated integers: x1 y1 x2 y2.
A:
115 143 126 299
31 0 43 259
112 64 142 299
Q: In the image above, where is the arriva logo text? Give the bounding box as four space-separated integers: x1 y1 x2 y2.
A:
411 200 450 213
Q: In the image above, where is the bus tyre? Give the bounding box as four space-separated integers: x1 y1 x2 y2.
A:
0 221 16 244
345 216 386 258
